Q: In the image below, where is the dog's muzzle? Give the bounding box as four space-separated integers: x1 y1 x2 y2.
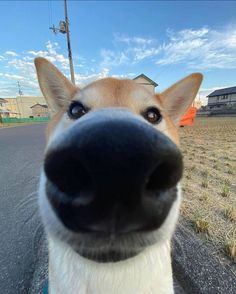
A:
44 109 183 236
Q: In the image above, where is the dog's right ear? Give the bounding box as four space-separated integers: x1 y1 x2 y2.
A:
159 73 203 125
34 57 77 113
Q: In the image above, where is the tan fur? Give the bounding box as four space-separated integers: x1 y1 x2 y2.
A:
159 73 203 125
46 77 181 144
46 109 66 141
34 57 77 112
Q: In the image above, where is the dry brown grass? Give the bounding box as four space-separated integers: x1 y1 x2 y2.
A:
179 117 236 270
0 122 42 128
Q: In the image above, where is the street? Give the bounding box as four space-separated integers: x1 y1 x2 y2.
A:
0 124 46 294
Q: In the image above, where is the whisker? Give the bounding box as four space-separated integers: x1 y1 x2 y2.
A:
32 222 48 265
33 222 45 253
15 191 38 210
16 196 37 211
22 206 39 227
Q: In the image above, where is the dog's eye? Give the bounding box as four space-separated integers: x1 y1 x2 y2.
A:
144 107 162 124
68 101 87 120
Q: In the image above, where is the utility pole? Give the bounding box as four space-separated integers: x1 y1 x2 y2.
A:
64 0 75 84
50 0 75 84
17 81 23 96
17 81 23 118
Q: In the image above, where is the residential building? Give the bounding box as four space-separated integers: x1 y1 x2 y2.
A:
6 96 48 118
0 98 10 118
31 103 49 117
5 98 20 117
133 74 158 93
207 86 236 109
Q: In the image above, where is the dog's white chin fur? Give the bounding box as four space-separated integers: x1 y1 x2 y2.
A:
48 235 174 294
39 173 181 294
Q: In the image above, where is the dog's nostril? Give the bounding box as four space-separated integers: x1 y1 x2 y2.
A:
44 149 93 197
146 154 183 191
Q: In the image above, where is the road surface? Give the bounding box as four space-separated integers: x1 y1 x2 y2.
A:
0 124 46 294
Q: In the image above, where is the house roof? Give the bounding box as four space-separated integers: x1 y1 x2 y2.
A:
133 74 158 87
30 103 48 108
207 86 236 97
0 98 7 103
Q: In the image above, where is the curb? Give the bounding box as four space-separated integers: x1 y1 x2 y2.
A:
172 225 236 293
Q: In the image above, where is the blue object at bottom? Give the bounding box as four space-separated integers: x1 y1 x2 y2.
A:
43 280 48 294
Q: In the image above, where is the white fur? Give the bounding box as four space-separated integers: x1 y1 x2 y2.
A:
48 236 174 294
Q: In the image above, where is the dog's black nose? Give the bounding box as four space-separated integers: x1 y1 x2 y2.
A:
45 109 183 233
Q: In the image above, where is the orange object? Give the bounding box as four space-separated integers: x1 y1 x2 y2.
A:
179 106 197 127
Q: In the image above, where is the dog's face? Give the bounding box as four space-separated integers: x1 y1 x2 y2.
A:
35 57 202 262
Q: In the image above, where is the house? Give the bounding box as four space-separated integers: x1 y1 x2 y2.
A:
6 96 48 118
30 103 49 117
133 74 158 93
0 98 10 118
207 86 236 109
4 98 19 118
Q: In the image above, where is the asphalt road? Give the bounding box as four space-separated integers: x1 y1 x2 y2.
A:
0 124 46 294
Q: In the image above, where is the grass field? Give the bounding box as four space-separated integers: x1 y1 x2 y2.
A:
179 116 236 273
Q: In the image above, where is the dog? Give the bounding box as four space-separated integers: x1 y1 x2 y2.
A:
35 57 202 294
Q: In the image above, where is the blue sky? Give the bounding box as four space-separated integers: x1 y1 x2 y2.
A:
0 1 236 104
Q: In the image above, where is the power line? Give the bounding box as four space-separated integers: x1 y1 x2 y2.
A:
48 0 52 28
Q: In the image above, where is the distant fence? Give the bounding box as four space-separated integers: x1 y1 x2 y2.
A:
197 109 236 117
1 117 50 123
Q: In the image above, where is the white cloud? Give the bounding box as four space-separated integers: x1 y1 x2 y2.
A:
100 49 129 67
100 34 160 67
100 26 236 70
74 68 137 86
0 40 92 97
111 72 136 79
27 41 69 70
27 50 47 57
1 73 25 80
75 68 110 85
0 41 72 96
5 51 18 57
114 33 154 45
156 26 236 69
131 47 160 61
167 27 209 41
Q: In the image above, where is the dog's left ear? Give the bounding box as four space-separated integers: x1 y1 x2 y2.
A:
159 73 203 125
34 57 77 113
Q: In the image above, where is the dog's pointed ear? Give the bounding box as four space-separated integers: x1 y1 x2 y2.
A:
34 57 77 113
159 73 203 125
